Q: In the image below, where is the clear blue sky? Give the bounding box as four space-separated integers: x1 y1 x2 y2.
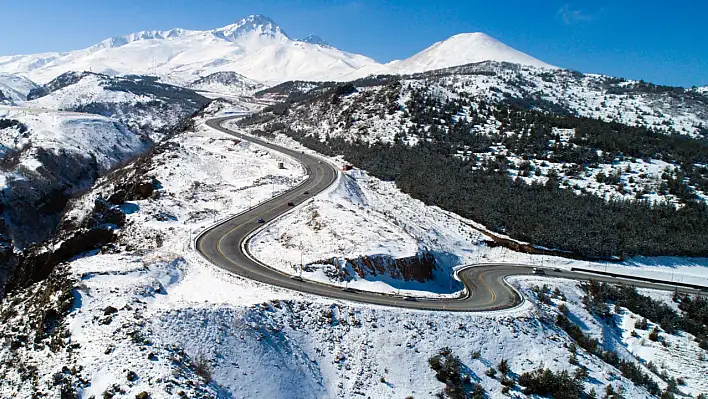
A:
1 0 705 87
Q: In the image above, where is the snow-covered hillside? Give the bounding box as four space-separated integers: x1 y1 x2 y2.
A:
26 71 210 138
0 73 38 103
246 64 708 211
0 106 150 288
2 105 703 398
263 63 708 139
187 71 265 96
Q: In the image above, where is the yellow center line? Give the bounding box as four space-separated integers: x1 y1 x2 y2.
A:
477 271 497 306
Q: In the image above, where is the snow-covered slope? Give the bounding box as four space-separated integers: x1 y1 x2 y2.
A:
0 106 150 289
26 72 210 138
187 71 265 95
387 32 555 73
0 73 39 103
0 107 148 174
0 15 380 86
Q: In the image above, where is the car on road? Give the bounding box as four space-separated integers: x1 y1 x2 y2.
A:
532 268 546 275
553 268 562 272
287 201 294 206
318 160 322 164
342 287 358 293
403 296 418 302
257 218 265 223
303 191 309 195
291 275 304 281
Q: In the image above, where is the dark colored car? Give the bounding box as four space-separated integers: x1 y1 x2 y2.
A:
287 201 294 206
257 218 265 223
303 191 309 195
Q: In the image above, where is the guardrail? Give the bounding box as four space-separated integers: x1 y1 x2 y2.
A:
570 267 708 291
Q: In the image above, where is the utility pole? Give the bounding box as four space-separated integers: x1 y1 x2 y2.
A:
300 239 304 277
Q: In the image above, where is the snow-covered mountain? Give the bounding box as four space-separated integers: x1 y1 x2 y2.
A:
0 73 39 103
0 14 557 88
0 15 379 86
386 32 555 73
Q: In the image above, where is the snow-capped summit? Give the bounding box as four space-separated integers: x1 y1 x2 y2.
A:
0 14 379 85
94 14 289 52
214 14 289 41
299 34 331 47
387 32 555 73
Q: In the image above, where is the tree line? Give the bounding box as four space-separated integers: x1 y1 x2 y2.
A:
285 129 708 258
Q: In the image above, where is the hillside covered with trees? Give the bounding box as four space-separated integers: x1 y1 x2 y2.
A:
242 70 708 258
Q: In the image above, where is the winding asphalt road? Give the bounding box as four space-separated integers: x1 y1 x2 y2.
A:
197 116 706 312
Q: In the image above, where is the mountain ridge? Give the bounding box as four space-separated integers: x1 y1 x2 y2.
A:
0 14 556 86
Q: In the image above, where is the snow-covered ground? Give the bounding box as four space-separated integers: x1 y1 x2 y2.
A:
250 166 484 297
2 104 707 397
618 300 708 397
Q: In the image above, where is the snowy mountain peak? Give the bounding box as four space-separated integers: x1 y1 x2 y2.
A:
213 14 289 41
387 31 556 73
300 34 331 47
